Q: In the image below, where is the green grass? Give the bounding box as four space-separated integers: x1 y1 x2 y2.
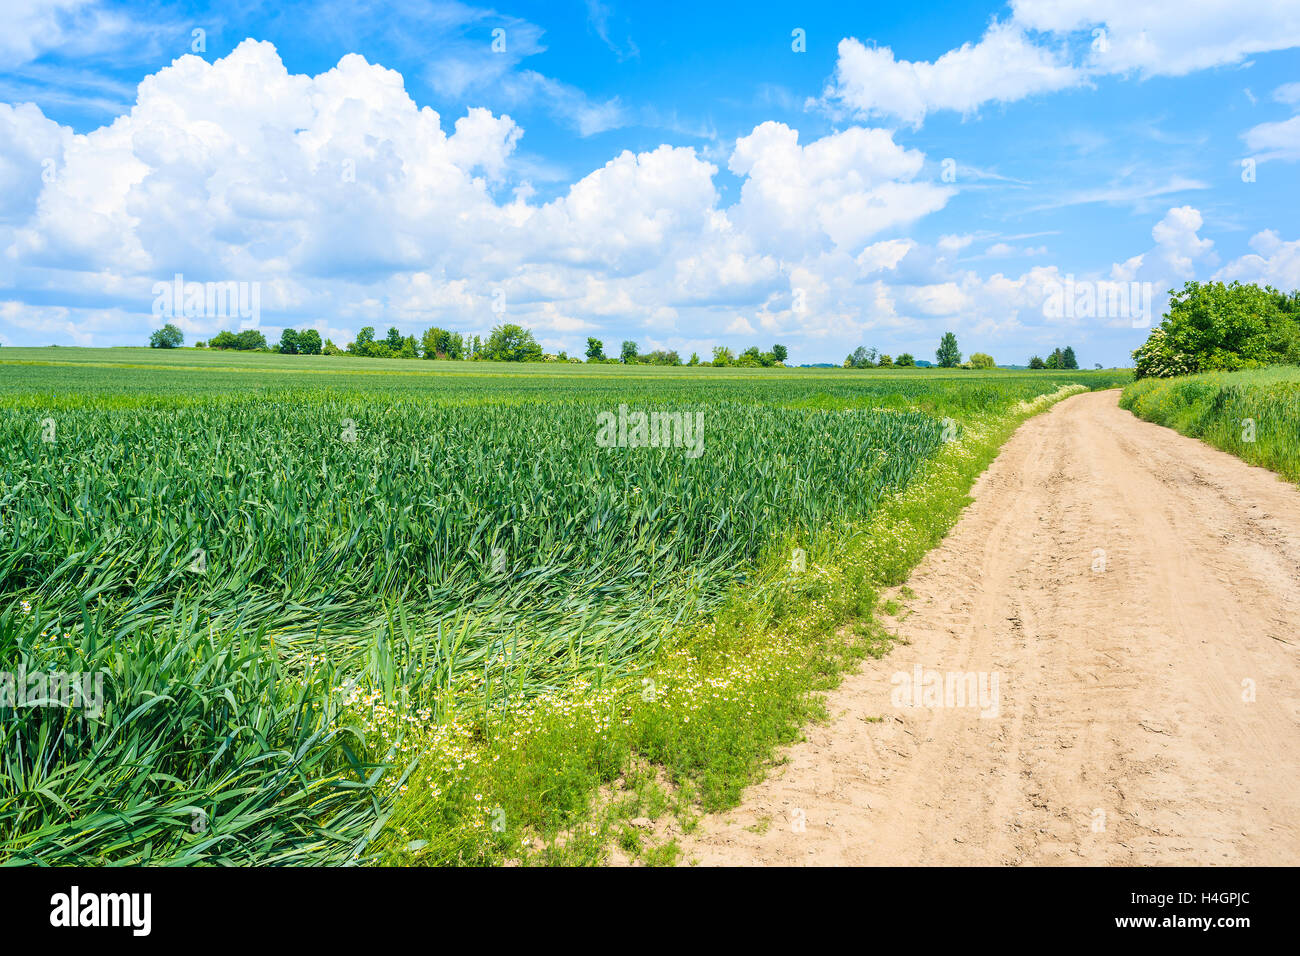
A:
1120 366 1300 483
0 348 1130 864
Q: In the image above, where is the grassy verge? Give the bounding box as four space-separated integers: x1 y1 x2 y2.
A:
368 384 1090 865
1119 367 1300 483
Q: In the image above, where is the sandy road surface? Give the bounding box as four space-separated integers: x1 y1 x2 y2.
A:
682 389 1300 866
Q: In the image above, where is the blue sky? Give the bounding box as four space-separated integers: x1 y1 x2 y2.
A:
1 1 1298 366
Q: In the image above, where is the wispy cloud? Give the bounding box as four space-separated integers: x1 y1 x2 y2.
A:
1026 176 1210 212
584 0 638 60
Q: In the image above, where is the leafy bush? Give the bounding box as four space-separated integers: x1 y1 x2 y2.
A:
209 329 268 351
149 323 183 349
1132 281 1300 378
483 324 544 362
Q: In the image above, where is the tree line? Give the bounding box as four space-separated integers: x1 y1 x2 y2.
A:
153 320 792 366
1028 347 1078 369
584 339 788 367
843 333 996 369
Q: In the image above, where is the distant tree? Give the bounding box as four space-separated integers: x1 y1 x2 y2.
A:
711 345 734 367
149 323 184 349
323 338 343 355
969 352 995 369
1062 346 1079 369
195 340 206 349
895 352 916 367
421 327 447 358
1045 348 1065 369
643 349 682 366
771 344 788 363
737 345 765 367
277 328 300 354
1094 363 1102 370
688 352 700 366
845 346 878 369
1028 355 1046 369
207 328 263 350
400 335 419 359
936 332 961 368
620 340 639 364
297 329 322 354
233 329 268 351
349 327 376 356
877 353 894 367
483 323 543 362
385 327 403 351
585 337 605 361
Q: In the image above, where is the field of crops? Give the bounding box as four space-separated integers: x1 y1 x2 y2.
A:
1120 367 1300 483
0 348 1130 864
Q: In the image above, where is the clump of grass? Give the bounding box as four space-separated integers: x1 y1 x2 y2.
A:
0 602 392 865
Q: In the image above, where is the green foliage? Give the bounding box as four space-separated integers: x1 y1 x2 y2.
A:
421 327 464 360
297 329 322 355
845 346 878 369
0 608 387 865
641 349 681 366
1028 355 1046 369
620 340 638 364
484 324 544 362
968 352 994 369
278 328 300 354
895 353 915 367
210 329 268 351
1041 346 1077 370
1132 281 1300 379
771 344 788 364
585 337 605 361
936 332 961 368
149 323 183 349
711 346 734 367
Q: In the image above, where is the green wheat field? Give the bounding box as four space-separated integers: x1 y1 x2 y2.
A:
0 348 1131 865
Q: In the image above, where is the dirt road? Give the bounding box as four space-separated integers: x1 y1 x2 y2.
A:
682 389 1300 866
